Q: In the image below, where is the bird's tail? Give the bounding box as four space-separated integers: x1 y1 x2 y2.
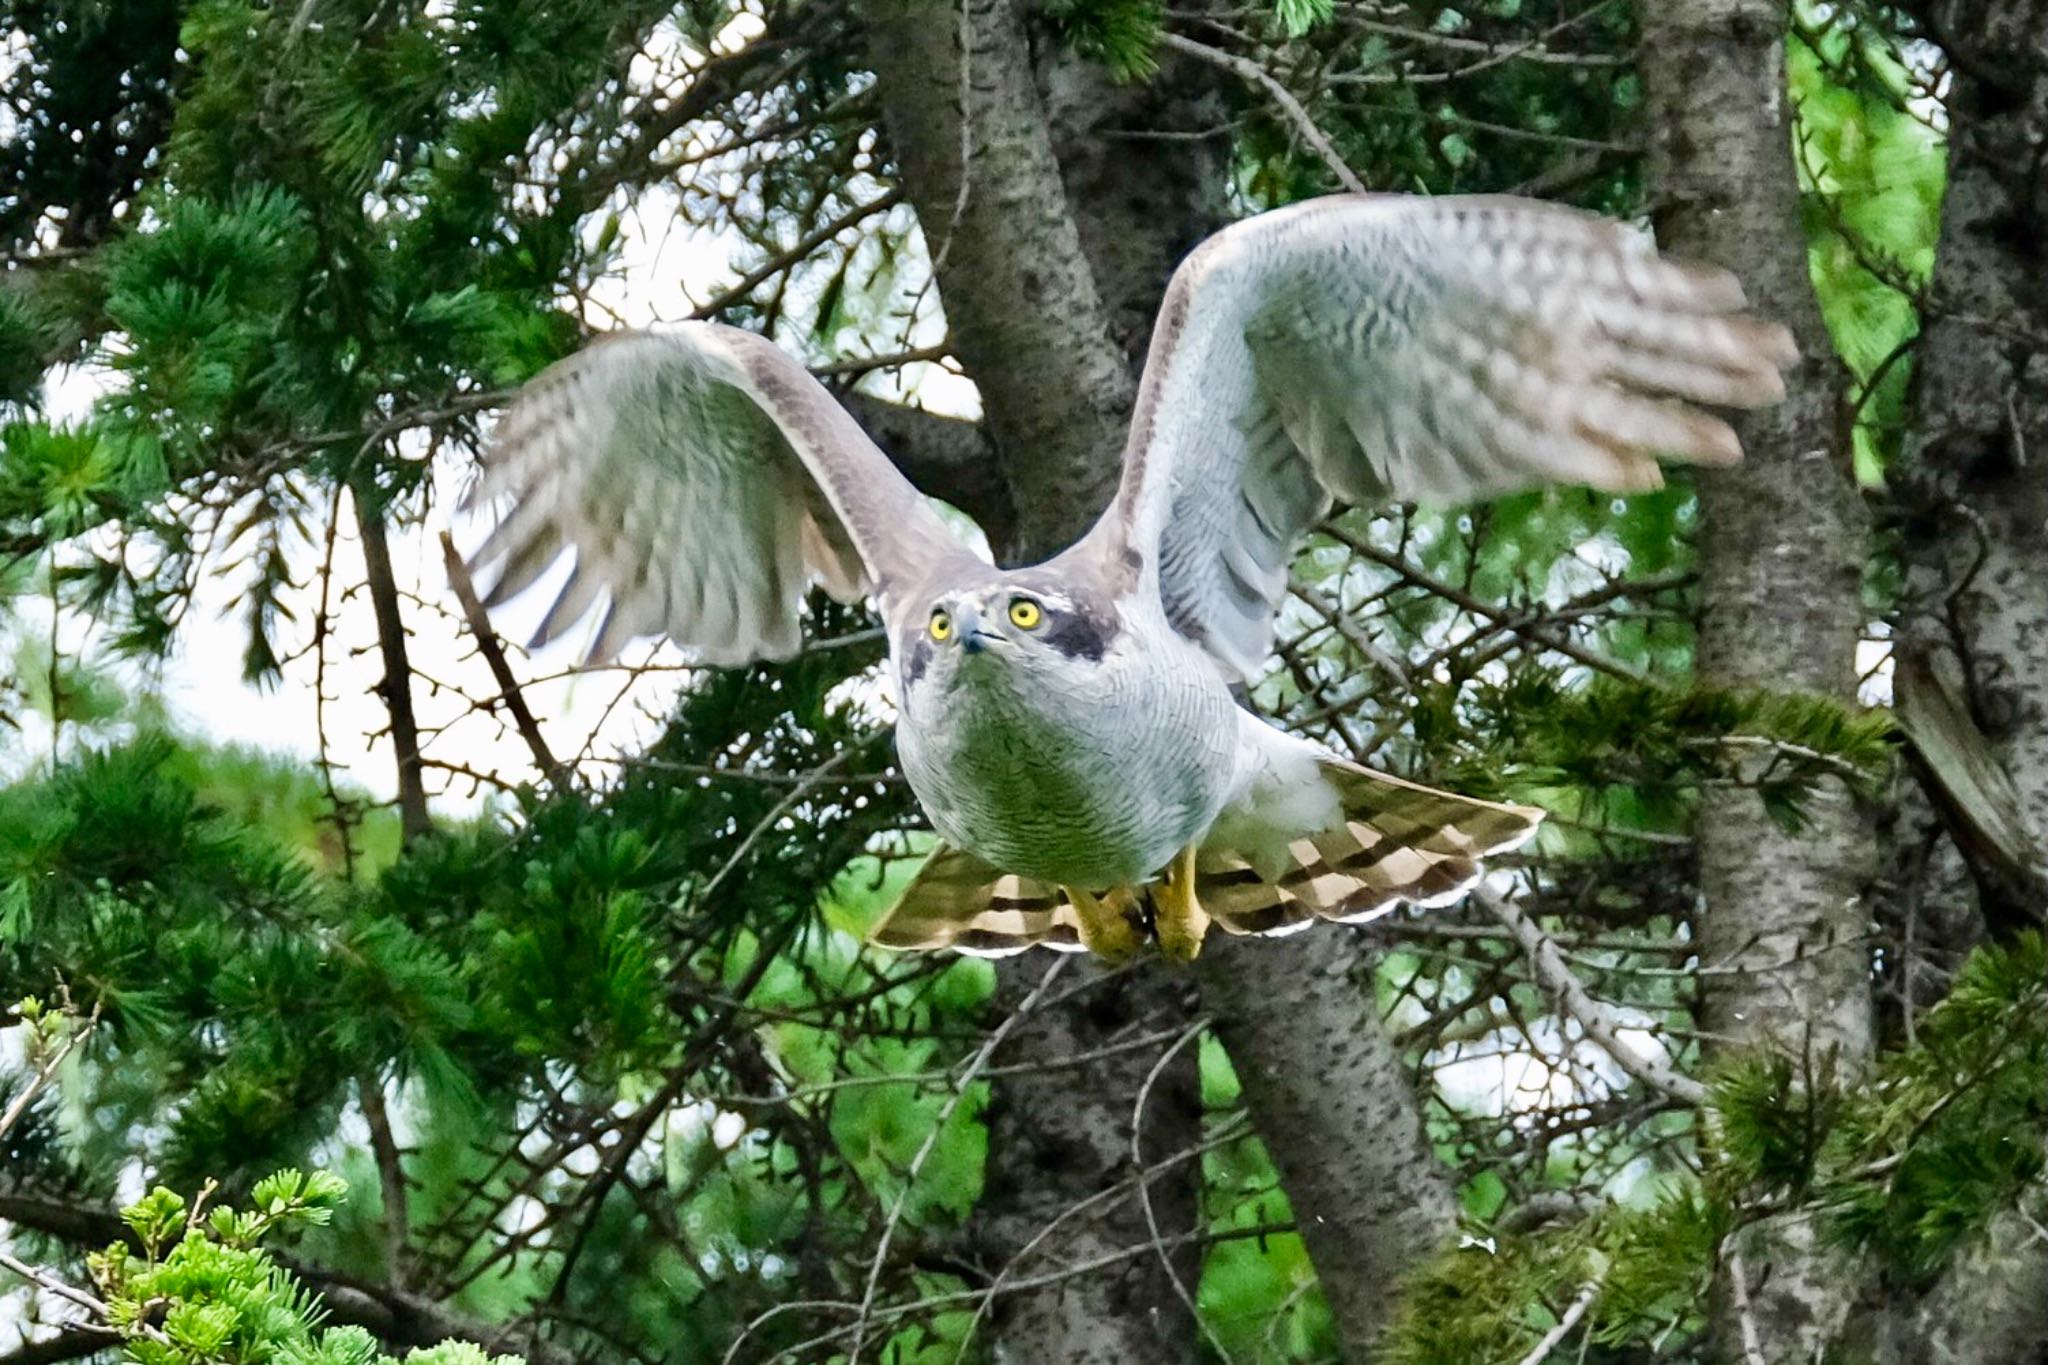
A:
1195 760 1543 938
868 764 1542 955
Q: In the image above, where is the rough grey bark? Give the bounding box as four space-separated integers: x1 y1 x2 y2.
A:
1196 928 1460 1355
967 966 1205 1365
859 0 1133 563
1029 16 1230 368
1853 1167 2048 1365
1858 5 2048 1358
1635 0 1877 1358
1893 0 2048 931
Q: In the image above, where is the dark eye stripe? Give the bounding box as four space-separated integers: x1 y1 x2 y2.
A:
1039 607 1116 661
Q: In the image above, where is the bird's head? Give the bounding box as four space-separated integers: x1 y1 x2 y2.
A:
896 569 1120 701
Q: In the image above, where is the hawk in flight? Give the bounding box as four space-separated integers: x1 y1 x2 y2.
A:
467 194 1793 962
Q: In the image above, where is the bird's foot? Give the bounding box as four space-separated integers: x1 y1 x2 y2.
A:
1152 845 1211 964
1064 884 1146 963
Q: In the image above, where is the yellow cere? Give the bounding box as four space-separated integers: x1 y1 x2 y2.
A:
929 609 952 641
1008 598 1043 630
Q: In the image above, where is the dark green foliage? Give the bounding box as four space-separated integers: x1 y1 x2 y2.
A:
0 279 66 409
1459 673 1896 832
1817 932 2046 1283
1043 0 1165 79
0 0 186 251
1385 935 2045 1361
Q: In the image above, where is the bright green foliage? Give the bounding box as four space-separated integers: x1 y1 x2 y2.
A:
82 1171 524 1365
1198 1038 1338 1361
1791 4 1946 485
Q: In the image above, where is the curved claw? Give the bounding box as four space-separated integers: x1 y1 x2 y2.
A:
1063 885 1146 963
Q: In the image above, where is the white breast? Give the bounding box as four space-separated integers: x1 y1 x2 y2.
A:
895 631 1240 888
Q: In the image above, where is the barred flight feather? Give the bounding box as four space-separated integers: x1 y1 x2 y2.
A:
1201 762 1541 937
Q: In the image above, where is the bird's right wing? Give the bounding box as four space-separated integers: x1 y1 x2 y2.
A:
465 323 974 664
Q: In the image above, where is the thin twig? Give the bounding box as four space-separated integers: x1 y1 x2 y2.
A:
841 957 1069 1365
1514 1273 1605 1365
1157 33 1367 193
358 1073 412 1291
688 191 905 322
1724 1243 1769 1365
0 1002 99 1143
439 532 571 788
1476 886 1709 1105
0 1252 169 1347
1131 1021 1233 1362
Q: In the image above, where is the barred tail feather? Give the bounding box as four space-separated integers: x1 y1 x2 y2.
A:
868 843 1087 957
1200 760 1543 937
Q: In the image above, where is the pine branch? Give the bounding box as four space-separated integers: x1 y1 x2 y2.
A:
351 479 431 844
1156 33 1366 192
0 1192 565 1363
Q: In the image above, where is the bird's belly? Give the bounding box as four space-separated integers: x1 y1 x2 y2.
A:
898 665 1238 888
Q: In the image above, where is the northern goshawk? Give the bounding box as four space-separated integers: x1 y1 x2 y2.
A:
466 193 1794 962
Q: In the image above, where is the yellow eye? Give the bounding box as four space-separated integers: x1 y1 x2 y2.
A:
1008 598 1043 630
928 610 952 642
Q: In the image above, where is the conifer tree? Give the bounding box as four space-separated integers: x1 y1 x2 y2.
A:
3 1 2041 1363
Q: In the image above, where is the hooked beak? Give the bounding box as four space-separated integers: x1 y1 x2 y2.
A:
955 604 1000 655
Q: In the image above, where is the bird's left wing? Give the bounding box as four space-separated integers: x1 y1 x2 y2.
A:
465 323 973 664
1076 193 1797 681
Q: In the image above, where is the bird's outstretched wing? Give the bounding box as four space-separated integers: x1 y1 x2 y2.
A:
1079 193 1798 681
465 323 971 663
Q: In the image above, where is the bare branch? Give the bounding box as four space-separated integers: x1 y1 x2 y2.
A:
1475 886 1709 1106
1156 33 1367 193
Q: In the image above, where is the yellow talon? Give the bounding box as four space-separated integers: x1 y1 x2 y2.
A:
1152 845 1210 963
1064 885 1145 963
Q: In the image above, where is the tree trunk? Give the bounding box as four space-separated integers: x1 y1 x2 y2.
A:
1635 0 1878 1358
1196 927 1460 1355
857 0 1132 563
858 6 1460 1358
1893 0 2048 929
1863 4 2048 1356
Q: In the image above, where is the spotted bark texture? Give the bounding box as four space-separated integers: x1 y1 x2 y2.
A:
1197 926 1460 1357
1857 3 2048 1356
1893 0 2048 928
1029 13 1231 370
1849 1159 2048 1365
1636 0 1878 1358
858 0 1134 564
